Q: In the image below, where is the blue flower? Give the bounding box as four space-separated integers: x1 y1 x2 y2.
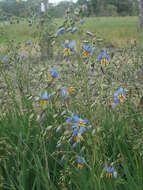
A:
82 44 92 58
77 157 86 170
48 66 59 81
114 87 126 105
98 50 110 65
57 27 65 36
66 114 88 127
66 113 89 145
66 114 80 124
104 166 117 178
83 44 92 53
40 91 49 105
63 40 75 56
80 119 89 125
73 128 78 137
50 67 59 78
63 40 75 51
40 92 49 100
79 126 87 135
73 125 87 144
105 166 115 173
77 157 86 165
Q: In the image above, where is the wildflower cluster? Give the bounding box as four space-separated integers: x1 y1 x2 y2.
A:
55 113 91 170
1 2 143 189
38 4 128 177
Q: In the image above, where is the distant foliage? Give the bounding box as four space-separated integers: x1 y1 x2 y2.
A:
0 0 139 19
78 0 138 16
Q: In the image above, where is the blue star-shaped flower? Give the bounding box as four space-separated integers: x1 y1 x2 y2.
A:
82 44 92 53
114 87 125 104
40 91 49 101
49 66 59 79
97 50 110 62
62 40 75 53
57 27 65 36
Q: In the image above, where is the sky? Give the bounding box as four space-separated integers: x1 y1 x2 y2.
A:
0 0 78 2
49 0 77 4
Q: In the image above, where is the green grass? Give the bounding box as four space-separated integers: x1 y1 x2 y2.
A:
0 84 143 189
1 17 143 48
0 20 37 44
84 17 140 47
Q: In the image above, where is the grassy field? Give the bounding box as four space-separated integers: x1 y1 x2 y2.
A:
0 16 143 190
84 17 142 47
0 17 143 48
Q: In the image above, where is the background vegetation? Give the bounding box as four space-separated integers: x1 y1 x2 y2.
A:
0 0 139 20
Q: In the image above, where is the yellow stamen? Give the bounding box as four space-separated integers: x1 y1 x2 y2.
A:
75 134 83 143
106 172 112 178
77 163 83 170
78 120 86 128
101 58 109 65
68 87 73 95
40 100 48 105
118 94 125 103
82 50 88 58
48 74 54 81
64 48 71 56
109 173 112 177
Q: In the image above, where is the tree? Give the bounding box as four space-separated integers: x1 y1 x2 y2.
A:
138 0 143 29
77 0 138 16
